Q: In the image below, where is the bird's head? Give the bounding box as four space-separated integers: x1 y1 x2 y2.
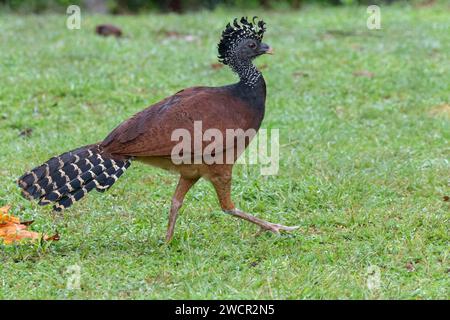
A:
218 17 272 66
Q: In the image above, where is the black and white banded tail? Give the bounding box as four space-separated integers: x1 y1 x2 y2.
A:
17 144 131 211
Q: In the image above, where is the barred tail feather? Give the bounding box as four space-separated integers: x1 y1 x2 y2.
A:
23 148 101 200
53 161 131 211
17 144 131 211
18 146 89 198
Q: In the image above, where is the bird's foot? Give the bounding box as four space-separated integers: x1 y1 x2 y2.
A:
226 208 299 235
259 222 300 234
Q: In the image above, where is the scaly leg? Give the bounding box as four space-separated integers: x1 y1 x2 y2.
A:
166 176 198 242
209 168 299 234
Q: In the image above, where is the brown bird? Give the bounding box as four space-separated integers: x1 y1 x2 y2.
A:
95 24 122 37
18 17 298 242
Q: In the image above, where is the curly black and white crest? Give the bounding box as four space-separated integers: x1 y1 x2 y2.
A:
218 16 266 65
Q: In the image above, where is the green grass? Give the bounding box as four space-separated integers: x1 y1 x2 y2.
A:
0 4 449 299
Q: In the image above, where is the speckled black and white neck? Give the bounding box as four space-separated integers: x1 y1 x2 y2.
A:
229 57 262 88
224 57 266 112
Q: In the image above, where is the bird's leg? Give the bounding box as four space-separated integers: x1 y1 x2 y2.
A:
166 176 198 243
210 171 299 234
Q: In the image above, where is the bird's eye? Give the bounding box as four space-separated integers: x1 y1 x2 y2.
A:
248 42 256 49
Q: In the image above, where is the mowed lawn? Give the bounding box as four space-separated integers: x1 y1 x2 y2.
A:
0 4 448 299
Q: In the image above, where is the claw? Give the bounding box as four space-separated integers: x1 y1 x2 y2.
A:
260 223 300 234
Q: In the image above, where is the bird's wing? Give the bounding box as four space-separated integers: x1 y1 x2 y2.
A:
101 86 260 157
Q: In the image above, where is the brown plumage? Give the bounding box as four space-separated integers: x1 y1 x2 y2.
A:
18 17 298 242
95 24 122 37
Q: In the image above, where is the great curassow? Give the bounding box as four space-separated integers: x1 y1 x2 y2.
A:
18 17 298 242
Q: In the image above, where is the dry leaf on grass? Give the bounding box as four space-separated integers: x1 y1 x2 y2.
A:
0 205 19 224
19 128 33 138
353 70 374 78
0 205 59 245
95 24 123 37
405 261 415 272
293 71 309 78
159 30 197 42
210 63 223 70
429 104 450 118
